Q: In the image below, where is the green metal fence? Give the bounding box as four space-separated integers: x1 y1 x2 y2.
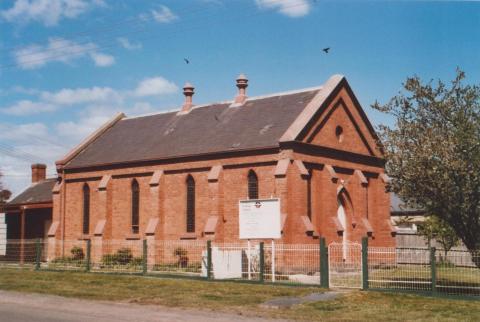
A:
1 237 479 298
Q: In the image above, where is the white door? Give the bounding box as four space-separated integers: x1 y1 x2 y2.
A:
337 201 347 260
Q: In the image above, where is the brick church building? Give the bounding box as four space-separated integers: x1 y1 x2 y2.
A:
9 74 396 251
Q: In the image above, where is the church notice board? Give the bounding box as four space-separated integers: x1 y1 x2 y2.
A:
239 198 281 239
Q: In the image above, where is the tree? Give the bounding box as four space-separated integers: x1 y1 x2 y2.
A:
417 216 460 261
373 69 480 266
0 170 12 212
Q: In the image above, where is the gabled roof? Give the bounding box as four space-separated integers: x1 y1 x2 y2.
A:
7 179 56 207
60 75 366 170
63 91 330 169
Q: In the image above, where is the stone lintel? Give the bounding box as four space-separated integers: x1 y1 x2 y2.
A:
94 219 106 236
207 165 222 182
149 170 164 187
47 221 59 237
98 175 111 191
274 159 290 177
325 164 338 183
294 160 310 177
354 170 368 186
145 218 159 236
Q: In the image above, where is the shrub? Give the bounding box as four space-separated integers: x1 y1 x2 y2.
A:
101 248 134 266
174 247 189 268
70 246 85 260
116 248 133 265
131 257 143 266
102 254 119 266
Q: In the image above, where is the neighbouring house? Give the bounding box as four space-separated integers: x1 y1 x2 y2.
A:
3 164 55 261
9 74 396 263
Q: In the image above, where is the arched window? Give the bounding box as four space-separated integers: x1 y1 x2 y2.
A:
247 170 258 200
307 170 312 220
82 183 90 234
186 175 195 233
131 179 140 234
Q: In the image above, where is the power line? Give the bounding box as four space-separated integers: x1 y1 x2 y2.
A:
3 0 210 54
0 143 50 164
6 2 230 61
0 0 317 71
0 124 70 149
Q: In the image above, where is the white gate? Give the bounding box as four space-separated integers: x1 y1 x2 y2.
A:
328 242 362 289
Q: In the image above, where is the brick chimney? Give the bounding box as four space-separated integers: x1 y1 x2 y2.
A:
31 163 46 183
180 82 194 113
234 74 248 104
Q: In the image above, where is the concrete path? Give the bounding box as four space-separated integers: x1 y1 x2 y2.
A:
261 292 342 309
0 290 287 322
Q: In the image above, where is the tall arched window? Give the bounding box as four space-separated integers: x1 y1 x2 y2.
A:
131 179 140 234
82 183 90 234
307 170 312 220
248 170 258 200
186 175 195 233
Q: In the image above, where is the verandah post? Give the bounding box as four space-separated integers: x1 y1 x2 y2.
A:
142 239 147 275
430 247 437 293
85 239 91 272
207 240 212 280
320 237 329 288
35 238 42 271
259 242 265 283
361 237 369 290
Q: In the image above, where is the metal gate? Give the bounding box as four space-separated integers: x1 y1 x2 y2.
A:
328 242 362 288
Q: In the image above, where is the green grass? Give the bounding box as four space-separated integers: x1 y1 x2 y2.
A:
0 268 479 321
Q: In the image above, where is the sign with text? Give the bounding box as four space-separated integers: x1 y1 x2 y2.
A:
239 198 281 239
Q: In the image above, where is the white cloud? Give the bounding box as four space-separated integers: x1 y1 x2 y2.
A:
11 86 41 95
89 52 115 67
255 0 311 18
152 5 178 23
0 0 103 27
0 75 178 194
1 100 57 115
0 122 49 142
117 37 142 50
56 112 112 142
2 75 177 116
134 77 178 97
12 37 115 69
40 87 122 105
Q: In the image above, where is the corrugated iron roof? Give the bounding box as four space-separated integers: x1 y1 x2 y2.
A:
7 179 56 206
65 88 321 169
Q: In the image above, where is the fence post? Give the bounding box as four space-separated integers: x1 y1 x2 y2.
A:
85 239 91 272
430 247 437 293
320 237 329 288
35 239 42 271
259 242 265 283
207 240 212 280
142 239 148 275
361 237 369 290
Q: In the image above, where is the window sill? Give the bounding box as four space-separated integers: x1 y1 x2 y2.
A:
180 233 197 240
126 234 141 240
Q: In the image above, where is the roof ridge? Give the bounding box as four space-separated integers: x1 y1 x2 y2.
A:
124 85 323 121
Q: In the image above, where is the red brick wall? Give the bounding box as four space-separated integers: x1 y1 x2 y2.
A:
53 88 395 248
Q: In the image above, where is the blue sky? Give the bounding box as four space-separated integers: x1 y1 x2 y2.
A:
1 0 479 195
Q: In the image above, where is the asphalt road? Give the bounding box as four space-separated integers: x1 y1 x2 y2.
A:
0 290 285 322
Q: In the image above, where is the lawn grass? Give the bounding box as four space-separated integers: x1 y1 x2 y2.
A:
0 268 479 321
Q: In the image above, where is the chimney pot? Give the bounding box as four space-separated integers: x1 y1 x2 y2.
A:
31 163 47 183
235 74 248 104
181 82 195 113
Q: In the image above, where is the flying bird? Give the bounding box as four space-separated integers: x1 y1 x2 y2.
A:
184 58 190 64
322 47 330 54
